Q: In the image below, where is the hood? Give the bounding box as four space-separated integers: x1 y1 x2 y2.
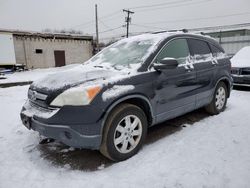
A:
231 46 250 68
231 59 250 68
31 64 128 93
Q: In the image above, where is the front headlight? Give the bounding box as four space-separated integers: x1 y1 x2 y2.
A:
50 85 101 107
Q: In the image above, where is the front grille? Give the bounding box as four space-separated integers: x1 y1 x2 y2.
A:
241 68 250 75
28 89 48 108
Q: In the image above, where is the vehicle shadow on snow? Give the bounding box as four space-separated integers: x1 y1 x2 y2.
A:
36 108 210 171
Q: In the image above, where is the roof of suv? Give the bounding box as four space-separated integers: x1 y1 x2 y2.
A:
127 31 220 48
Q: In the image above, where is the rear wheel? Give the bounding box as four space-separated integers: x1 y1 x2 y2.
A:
100 103 147 161
205 82 228 115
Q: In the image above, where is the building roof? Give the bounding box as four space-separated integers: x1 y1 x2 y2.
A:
206 29 250 38
0 28 93 41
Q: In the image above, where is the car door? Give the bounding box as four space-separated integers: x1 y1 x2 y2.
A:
187 38 216 108
153 38 198 123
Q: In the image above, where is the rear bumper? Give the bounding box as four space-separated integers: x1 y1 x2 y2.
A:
20 101 102 149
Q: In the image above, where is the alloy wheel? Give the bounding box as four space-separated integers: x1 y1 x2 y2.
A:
113 115 142 154
215 86 226 110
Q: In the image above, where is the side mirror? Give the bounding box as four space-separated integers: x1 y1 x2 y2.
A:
153 58 178 71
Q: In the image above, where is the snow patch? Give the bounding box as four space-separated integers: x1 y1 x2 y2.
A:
178 52 228 69
102 85 135 101
22 100 59 119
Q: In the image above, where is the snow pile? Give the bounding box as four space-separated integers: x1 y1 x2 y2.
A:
231 46 250 67
102 85 135 101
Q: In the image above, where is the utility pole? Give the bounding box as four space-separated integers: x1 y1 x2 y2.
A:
123 9 134 38
95 4 99 52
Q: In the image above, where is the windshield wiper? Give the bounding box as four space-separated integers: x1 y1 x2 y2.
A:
93 65 104 68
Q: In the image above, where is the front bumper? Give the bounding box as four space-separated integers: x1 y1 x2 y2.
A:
232 74 250 86
20 101 102 149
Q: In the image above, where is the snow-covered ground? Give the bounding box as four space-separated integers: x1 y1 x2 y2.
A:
0 85 250 188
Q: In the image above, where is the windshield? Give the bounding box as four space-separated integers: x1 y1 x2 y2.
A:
88 36 161 69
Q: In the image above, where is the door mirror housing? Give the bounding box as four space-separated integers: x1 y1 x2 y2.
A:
153 58 178 71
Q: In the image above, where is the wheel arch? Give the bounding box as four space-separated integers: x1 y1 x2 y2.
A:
216 76 232 98
101 94 155 134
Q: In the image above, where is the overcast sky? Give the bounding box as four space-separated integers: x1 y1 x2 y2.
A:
0 0 250 41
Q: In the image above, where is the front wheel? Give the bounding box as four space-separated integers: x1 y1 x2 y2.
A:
100 103 147 161
205 82 228 115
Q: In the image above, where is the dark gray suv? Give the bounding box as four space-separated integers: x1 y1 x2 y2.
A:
21 32 232 161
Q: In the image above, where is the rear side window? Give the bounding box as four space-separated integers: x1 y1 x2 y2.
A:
188 38 213 62
156 38 190 64
209 44 224 57
188 39 211 55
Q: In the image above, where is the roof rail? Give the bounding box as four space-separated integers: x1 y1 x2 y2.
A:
152 29 188 34
151 30 168 34
182 29 188 33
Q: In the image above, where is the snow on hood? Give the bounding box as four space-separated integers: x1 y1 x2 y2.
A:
31 64 129 91
231 46 250 68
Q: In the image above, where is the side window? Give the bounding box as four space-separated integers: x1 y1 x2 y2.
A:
189 39 211 55
188 39 212 61
156 38 190 65
209 44 224 57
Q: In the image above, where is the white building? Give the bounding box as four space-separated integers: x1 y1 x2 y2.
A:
0 29 93 69
206 29 250 55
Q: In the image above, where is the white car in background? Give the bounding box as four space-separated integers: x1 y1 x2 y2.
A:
231 46 250 86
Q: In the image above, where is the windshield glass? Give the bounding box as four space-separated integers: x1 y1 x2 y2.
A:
88 35 161 69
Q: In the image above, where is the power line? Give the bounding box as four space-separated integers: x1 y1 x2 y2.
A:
187 22 250 32
99 20 119 35
70 10 122 29
89 26 123 35
68 0 210 31
128 0 191 10
135 0 212 12
131 23 166 30
139 12 250 25
98 22 250 42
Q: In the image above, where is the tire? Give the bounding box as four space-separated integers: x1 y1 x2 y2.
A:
205 82 228 115
100 103 148 161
